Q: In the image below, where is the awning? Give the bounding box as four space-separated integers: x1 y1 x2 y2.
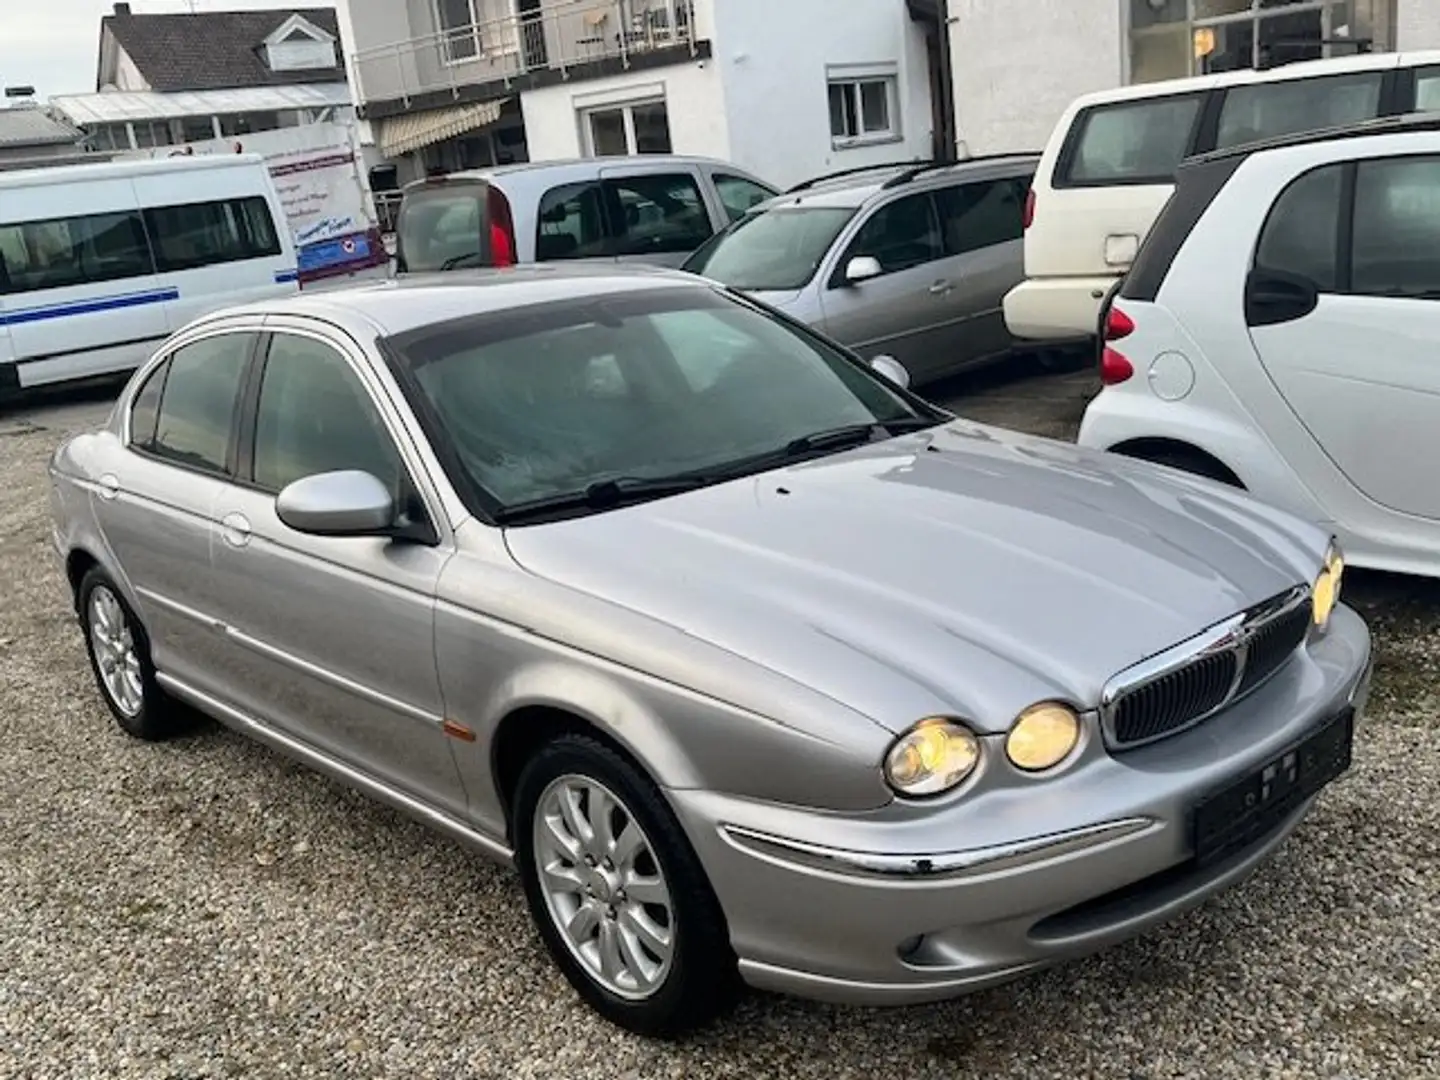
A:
376 99 507 158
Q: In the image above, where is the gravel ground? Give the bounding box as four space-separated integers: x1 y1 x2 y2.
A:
2 369 1439 1080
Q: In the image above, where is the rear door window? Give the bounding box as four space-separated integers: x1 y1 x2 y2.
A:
605 172 714 256
536 180 613 261
1061 94 1204 185
1416 66 1440 113
1215 72 1383 150
934 177 1028 255
148 333 254 474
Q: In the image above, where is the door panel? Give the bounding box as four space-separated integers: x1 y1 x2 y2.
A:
207 331 466 813
818 192 952 379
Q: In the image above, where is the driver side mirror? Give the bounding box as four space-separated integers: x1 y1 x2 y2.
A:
276 470 396 537
845 255 883 285
869 354 910 390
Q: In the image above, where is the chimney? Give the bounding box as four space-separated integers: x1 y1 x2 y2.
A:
114 2 131 14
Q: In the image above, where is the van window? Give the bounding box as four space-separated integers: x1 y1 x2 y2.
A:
536 181 611 261
1254 164 1342 291
1417 67 1440 113
144 197 282 273
1215 72 1383 149
609 173 712 256
0 211 151 295
397 187 487 271
935 177 1028 255
149 333 255 474
1352 156 1440 299
1061 95 1203 185
714 174 778 222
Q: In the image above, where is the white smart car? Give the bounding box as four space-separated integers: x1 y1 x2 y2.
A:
1078 113 1440 578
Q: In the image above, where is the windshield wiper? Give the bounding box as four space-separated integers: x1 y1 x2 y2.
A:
781 416 940 457
495 474 717 524
439 251 487 270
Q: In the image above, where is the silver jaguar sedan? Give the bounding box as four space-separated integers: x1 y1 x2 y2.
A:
48 265 1372 1037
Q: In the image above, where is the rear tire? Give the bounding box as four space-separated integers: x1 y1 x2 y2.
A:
513 733 740 1037
77 567 186 741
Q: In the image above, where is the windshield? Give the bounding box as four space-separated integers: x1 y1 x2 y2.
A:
397 186 487 272
682 206 857 291
385 286 940 521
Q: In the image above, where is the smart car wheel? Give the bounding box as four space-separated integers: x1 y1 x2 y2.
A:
77 567 183 741
513 733 739 1037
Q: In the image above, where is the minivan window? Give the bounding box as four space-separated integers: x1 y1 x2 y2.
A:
610 173 711 256
1254 163 1342 291
397 187 487 272
1062 95 1203 185
1417 67 1440 113
0 210 151 294
144 197 281 273
1215 72 1383 150
683 205 857 291
149 334 254 474
537 180 611 261
1352 156 1440 299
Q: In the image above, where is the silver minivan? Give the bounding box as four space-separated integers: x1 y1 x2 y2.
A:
682 155 1039 386
394 156 778 273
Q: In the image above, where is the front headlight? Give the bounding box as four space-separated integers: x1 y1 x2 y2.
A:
1312 539 1345 630
884 718 980 797
1006 702 1081 772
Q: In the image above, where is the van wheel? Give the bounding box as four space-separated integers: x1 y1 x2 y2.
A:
513 734 739 1037
77 568 185 741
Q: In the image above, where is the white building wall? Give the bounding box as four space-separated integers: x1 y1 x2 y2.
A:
949 0 1123 156
710 0 933 189
1398 0 1440 49
115 49 149 92
519 62 731 163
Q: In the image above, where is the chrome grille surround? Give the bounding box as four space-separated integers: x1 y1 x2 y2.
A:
1099 584 1313 751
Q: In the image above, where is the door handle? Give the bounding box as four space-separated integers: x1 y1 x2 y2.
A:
220 511 252 549
929 280 953 295
97 474 120 501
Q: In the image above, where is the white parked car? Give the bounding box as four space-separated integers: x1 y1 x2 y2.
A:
1078 113 1440 578
1007 50 1440 344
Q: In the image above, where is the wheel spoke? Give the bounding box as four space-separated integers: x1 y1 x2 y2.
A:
621 872 668 907
620 904 672 956
610 821 643 870
558 786 594 851
598 919 625 983
587 783 616 855
541 812 583 863
542 860 584 895
565 902 601 946
616 922 656 986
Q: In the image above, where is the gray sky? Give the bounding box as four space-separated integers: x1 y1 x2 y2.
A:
1 0 313 99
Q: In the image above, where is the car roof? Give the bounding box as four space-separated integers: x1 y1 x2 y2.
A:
402 154 742 191
1182 112 1440 170
193 264 712 338
768 153 1041 210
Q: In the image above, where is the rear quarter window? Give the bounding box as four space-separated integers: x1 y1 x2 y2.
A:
1058 94 1204 187
1215 72 1384 150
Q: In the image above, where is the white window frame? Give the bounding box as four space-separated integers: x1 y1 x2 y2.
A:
826 64 901 150
575 85 670 157
436 0 519 66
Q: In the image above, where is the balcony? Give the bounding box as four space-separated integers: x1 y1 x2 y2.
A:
353 0 703 118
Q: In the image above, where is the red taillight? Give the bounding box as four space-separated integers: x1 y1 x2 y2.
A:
1023 188 1035 230
487 185 517 268
1099 301 1135 384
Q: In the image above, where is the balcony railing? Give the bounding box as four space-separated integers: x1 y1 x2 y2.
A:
353 0 698 109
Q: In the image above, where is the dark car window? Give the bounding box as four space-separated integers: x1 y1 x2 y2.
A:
536 180 612 262
713 173 778 222
143 197 281 273
1351 156 1440 299
252 333 404 494
0 210 152 295
1215 73 1384 151
1062 94 1203 185
149 333 254 474
682 205 858 291
397 185 487 272
385 287 936 516
935 177 1028 256
843 193 944 276
1419 66 1440 113
1253 163 1343 291
608 173 713 256
128 358 170 449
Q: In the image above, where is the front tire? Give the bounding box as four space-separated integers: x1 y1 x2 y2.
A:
77 567 184 741
513 734 739 1037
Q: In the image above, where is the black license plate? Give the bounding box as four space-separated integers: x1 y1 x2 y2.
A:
1192 707 1354 867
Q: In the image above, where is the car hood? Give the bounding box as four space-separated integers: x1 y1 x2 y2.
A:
503 420 1329 734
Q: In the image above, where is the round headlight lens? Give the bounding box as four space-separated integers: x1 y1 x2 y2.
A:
1313 541 1344 629
1006 702 1082 772
884 719 980 797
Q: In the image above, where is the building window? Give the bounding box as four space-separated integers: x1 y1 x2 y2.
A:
437 0 483 63
582 101 672 156
827 75 898 147
1129 0 1396 83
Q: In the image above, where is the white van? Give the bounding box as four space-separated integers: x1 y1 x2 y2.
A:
0 154 298 399
1006 49 1440 342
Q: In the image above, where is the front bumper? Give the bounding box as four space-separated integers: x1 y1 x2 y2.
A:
671 605 1371 1006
